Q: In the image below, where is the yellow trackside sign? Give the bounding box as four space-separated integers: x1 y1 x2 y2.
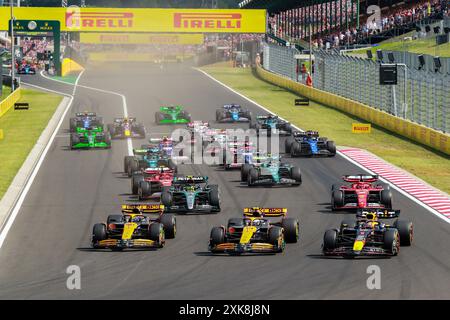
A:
352 123 372 133
80 33 204 45
0 7 267 33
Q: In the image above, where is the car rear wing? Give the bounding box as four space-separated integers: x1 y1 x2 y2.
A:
357 209 400 219
75 112 96 117
243 207 287 217
160 106 182 112
149 138 173 143
114 117 136 122
223 104 241 109
121 204 164 214
343 175 379 183
173 176 208 184
144 167 174 174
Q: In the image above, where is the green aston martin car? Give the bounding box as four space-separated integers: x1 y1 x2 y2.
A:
155 106 192 124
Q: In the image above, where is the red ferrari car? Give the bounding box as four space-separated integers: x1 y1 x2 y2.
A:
331 175 392 211
134 167 175 200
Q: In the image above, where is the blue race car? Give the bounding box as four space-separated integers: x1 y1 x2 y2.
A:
250 115 292 136
285 131 336 157
216 104 252 123
69 112 104 133
17 64 36 75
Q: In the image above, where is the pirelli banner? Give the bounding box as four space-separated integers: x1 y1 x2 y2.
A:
80 33 204 45
0 7 267 33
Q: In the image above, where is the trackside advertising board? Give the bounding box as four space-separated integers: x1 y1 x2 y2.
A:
352 123 372 134
80 33 204 45
0 7 267 33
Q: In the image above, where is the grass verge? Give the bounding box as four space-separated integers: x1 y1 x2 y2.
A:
200 63 450 194
0 86 12 101
0 89 63 199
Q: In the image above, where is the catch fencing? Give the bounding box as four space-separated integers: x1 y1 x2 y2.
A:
262 42 450 133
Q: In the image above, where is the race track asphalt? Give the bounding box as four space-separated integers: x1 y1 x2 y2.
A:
0 63 449 299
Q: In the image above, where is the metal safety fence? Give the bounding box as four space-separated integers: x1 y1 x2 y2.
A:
262 42 450 133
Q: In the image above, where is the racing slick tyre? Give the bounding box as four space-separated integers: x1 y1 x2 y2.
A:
240 164 253 182
180 111 192 122
326 141 336 156
92 223 107 244
290 142 301 157
69 118 77 132
281 218 299 243
148 223 165 248
331 190 344 210
124 156 134 174
131 173 144 195
70 134 80 149
155 112 165 124
285 137 294 154
129 159 140 176
107 215 123 225
284 123 292 134
393 220 413 246
138 181 151 200
136 124 146 138
243 110 252 121
268 226 285 252
209 185 221 211
161 191 173 207
381 189 393 209
290 167 302 185
105 132 112 149
107 124 115 137
323 229 338 251
210 227 225 247
160 214 176 239
247 168 259 187
383 229 400 255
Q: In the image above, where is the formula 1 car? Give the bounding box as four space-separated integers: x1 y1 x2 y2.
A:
107 117 146 139
216 104 252 123
69 112 104 133
124 144 160 176
129 151 177 181
155 105 191 124
331 175 392 211
244 155 302 187
17 64 36 74
161 176 221 213
132 167 175 199
209 207 299 254
91 204 176 250
322 209 413 257
250 115 292 136
285 131 336 157
70 126 111 149
222 140 257 170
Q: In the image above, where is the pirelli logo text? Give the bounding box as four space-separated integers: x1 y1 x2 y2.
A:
65 12 134 29
173 13 242 29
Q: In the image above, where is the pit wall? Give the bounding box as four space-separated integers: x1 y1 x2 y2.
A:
255 64 450 156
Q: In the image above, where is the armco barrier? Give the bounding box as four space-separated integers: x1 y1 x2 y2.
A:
61 58 84 77
255 64 450 156
0 88 21 118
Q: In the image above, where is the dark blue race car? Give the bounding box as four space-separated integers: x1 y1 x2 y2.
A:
69 112 104 133
250 115 292 136
285 131 336 157
216 104 252 123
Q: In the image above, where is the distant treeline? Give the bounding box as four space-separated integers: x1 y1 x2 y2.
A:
21 0 241 8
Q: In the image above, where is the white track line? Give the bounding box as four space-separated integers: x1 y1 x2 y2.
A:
195 68 450 225
0 72 83 249
40 70 133 155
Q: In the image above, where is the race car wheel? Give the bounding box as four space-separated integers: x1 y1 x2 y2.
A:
92 223 107 243
124 156 134 174
107 215 123 225
291 142 301 157
160 214 176 239
210 227 225 246
331 190 344 210
323 229 338 250
137 124 146 138
241 164 253 182
105 132 112 148
381 189 393 209
393 220 413 246
149 223 165 248
138 181 151 200
282 218 299 243
209 185 220 210
285 137 294 154
70 134 80 149
107 124 115 137
131 173 144 195
290 167 302 185
130 159 140 176
284 123 292 134
268 226 285 252
326 141 336 156
161 191 173 207
155 112 165 124
383 229 400 255
340 219 357 230
69 118 77 132
244 110 252 120
247 168 259 187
